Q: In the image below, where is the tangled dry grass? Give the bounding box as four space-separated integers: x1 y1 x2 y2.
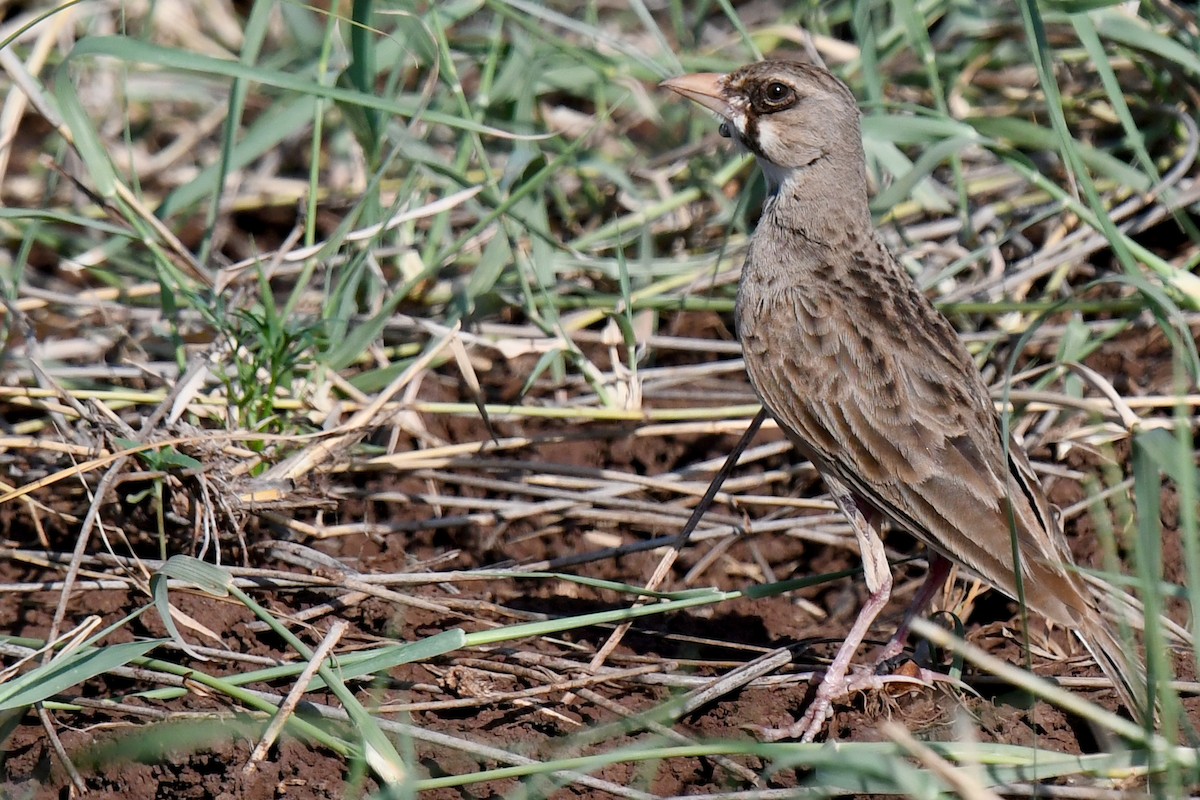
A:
2 0 1199 796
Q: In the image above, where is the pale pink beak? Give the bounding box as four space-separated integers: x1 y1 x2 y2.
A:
660 73 731 118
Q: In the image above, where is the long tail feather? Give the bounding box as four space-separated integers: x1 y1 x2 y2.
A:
1074 611 1150 726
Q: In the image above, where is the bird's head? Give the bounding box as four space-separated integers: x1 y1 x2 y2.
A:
661 61 863 196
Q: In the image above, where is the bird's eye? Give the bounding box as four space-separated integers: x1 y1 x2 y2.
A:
761 81 794 109
718 121 731 138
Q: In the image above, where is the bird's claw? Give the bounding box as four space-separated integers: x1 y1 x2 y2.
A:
748 697 833 743
748 665 945 742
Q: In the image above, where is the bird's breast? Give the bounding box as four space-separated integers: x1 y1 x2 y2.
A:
735 265 848 401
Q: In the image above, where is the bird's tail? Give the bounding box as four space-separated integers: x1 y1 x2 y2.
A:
1073 609 1150 726
1084 570 1193 649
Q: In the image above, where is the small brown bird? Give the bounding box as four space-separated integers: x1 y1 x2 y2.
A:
663 61 1145 740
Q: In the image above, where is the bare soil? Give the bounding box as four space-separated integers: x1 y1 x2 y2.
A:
1 311 1196 798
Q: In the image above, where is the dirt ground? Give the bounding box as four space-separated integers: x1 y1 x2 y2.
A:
1 310 1197 798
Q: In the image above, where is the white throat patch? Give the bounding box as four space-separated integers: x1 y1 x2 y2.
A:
751 122 788 195
725 98 789 196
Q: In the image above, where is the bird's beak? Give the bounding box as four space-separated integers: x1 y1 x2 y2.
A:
660 73 730 119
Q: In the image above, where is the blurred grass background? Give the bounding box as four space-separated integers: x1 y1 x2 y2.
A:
2 0 1200 795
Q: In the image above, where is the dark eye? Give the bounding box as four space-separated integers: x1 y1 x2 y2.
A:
761 81 794 108
718 121 731 138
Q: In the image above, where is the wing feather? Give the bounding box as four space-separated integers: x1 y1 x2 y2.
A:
738 254 1087 625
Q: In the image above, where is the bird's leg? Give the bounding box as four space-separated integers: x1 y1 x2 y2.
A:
873 553 952 667
756 476 893 742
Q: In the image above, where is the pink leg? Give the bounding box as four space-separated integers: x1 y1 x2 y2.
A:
755 477 893 742
874 553 952 665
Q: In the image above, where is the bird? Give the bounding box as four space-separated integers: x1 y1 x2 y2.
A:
662 61 1146 741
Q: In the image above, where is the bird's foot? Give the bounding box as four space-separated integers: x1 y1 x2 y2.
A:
748 664 947 742
747 675 839 742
